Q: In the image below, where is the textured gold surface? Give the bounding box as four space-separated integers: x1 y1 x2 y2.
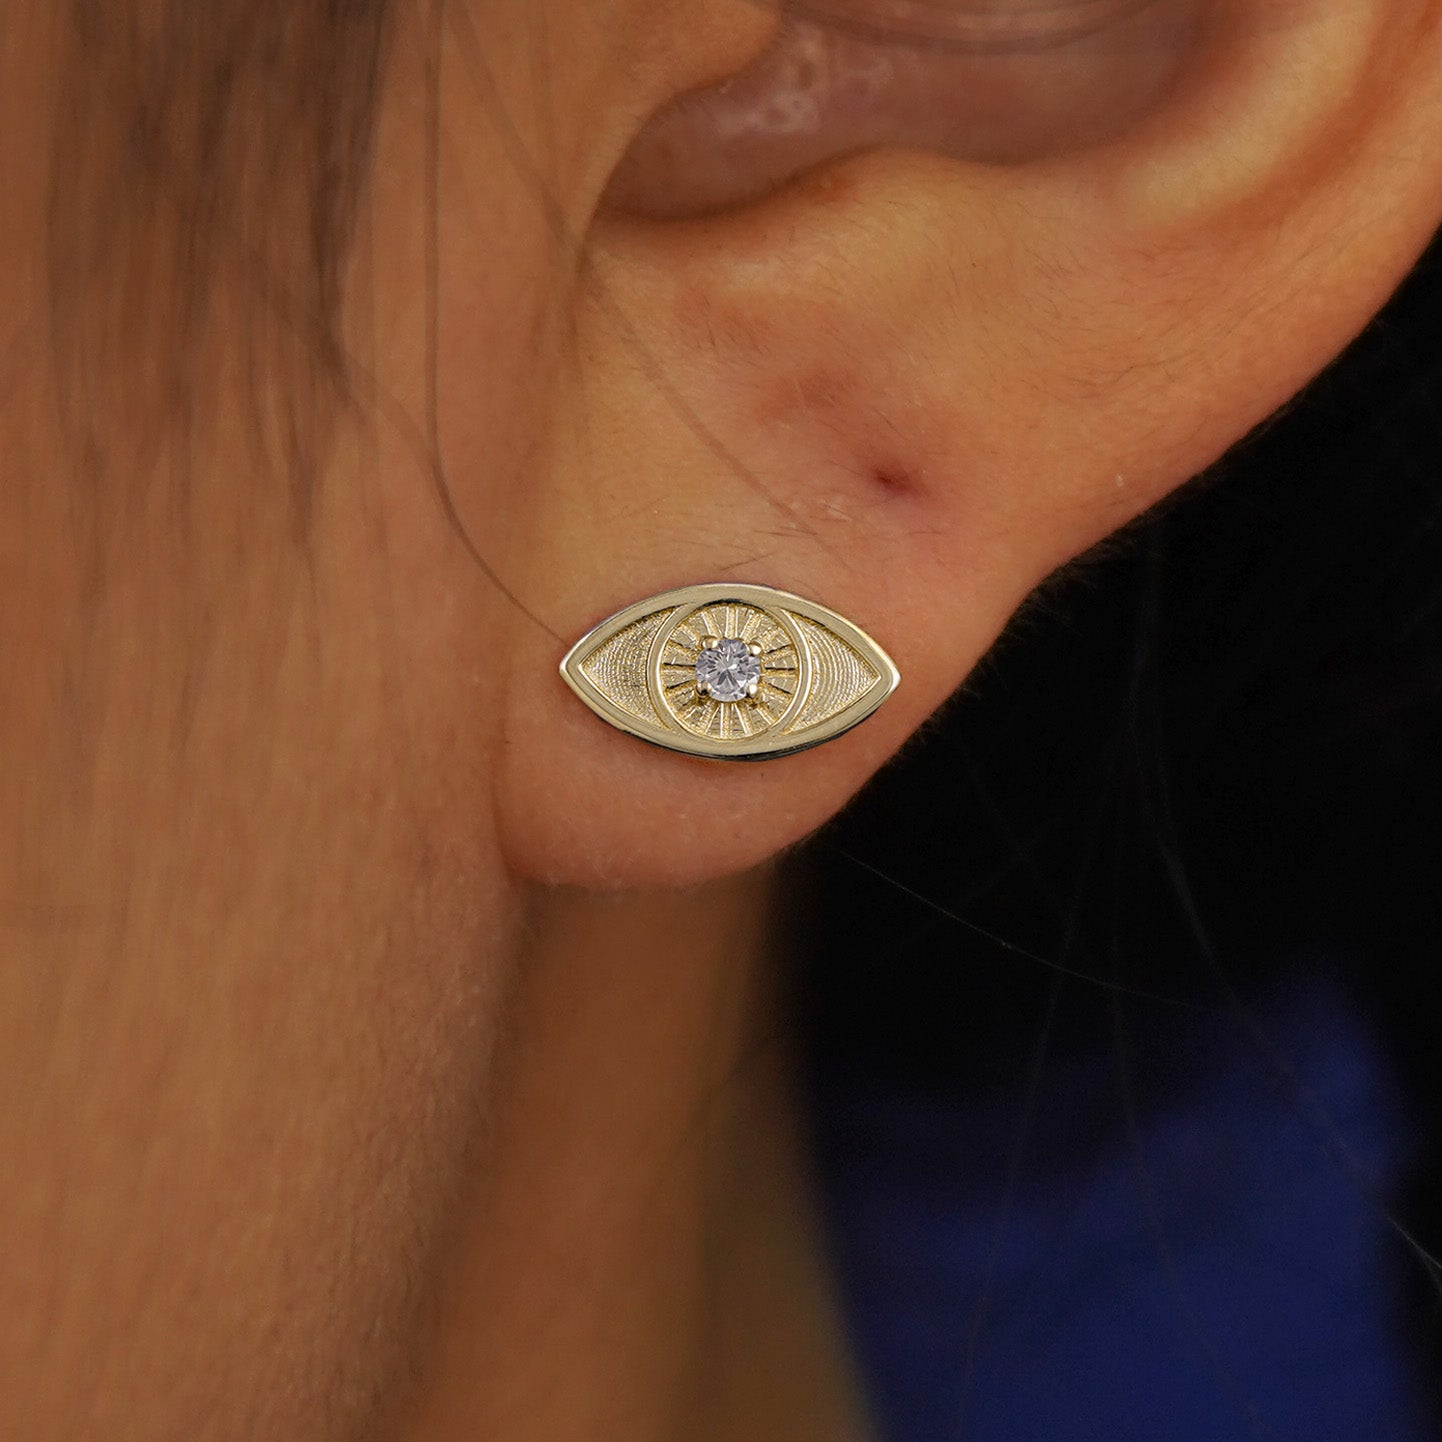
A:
783 615 879 735
657 601 801 739
579 607 673 726
560 583 899 761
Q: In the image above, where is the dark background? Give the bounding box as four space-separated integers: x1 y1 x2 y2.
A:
795 228 1442 1437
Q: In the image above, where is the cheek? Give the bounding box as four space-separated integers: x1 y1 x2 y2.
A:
0 773 515 1440
0 507 521 1439
604 0 1202 219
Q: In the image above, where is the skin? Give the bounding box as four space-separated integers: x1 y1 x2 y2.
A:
4 1 1442 1438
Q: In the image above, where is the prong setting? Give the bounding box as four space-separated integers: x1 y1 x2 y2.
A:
694 635 763 704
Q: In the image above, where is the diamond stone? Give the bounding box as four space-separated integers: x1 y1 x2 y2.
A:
695 637 761 702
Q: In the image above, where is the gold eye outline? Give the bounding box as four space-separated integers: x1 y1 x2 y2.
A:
559 583 900 761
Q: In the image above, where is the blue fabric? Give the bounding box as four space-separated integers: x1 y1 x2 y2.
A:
812 981 1432 1442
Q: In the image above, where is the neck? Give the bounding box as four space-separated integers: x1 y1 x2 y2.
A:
398 868 874 1442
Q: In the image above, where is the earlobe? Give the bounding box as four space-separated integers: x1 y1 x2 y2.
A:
479 0 1442 890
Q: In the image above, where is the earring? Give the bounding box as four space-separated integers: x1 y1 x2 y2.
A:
560 583 900 761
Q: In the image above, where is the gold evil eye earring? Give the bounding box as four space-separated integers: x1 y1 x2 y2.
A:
560 583 900 761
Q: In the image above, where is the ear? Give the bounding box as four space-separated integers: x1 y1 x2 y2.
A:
458 0 1442 888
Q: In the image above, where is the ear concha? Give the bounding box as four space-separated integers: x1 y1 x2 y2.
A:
559 583 899 761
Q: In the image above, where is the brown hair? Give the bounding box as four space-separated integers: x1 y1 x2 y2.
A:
47 2 396 508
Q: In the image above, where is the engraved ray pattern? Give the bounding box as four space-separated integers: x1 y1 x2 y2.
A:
663 601 798 738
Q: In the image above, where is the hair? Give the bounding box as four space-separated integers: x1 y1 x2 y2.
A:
45 1 395 530
38 0 1442 1431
